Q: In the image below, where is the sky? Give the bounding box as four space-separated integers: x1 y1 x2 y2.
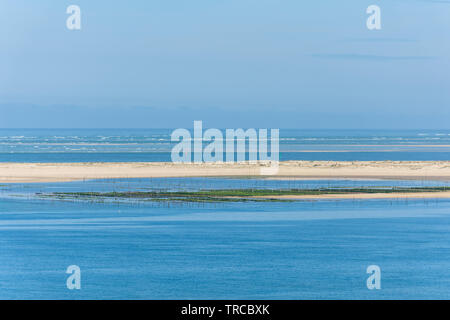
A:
0 0 449 129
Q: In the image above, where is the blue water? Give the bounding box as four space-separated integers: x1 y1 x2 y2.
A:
2 177 450 193
2 128 450 162
1 178 450 299
1 129 450 299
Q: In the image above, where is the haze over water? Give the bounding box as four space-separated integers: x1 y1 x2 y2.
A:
2 0 450 300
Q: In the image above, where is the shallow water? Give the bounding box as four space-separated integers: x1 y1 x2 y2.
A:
1 178 450 299
2 177 449 194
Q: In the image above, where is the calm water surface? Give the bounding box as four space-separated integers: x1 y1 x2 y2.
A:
1 178 449 299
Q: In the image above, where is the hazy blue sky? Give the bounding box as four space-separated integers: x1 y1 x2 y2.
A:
0 0 449 128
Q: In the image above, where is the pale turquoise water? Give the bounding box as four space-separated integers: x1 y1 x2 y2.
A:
2 129 450 162
1 178 450 299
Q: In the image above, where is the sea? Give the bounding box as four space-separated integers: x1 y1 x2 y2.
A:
1 128 450 162
0 129 449 299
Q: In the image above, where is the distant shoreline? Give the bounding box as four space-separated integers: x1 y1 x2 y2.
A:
1 160 450 183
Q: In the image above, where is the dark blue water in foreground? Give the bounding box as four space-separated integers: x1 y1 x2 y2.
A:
1 178 450 299
2 128 450 162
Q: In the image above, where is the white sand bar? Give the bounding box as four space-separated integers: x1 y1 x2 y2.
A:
1 161 450 183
